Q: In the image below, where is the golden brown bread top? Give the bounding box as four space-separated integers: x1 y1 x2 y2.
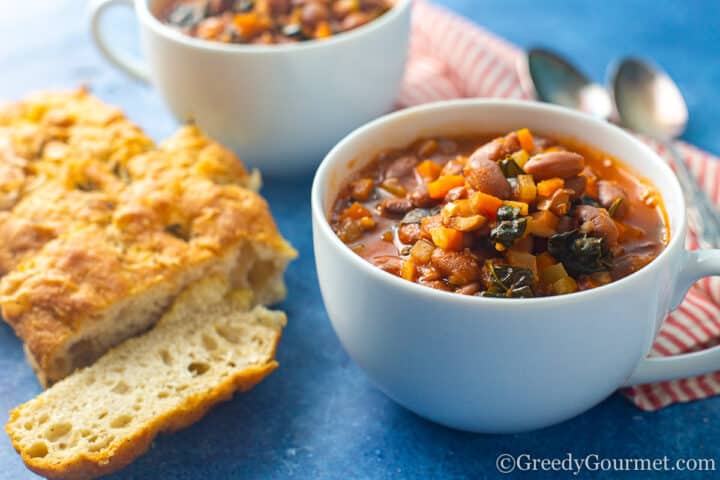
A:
0 89 295 377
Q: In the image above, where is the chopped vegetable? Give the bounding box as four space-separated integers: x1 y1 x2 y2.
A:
505 249 538 279
381 177 407 197
448 214 486 232
470 191 504 219
516 174 537 203
315 21 332 39
537 177 565 197
578 195 601 207
608 197 624 217
552 276 578 294
536 251 557 271
401 258 417 281
401 207 440 224
350 178 374 200
409 239 434 264
428 175 466 199
500 157 525 178
526 210 559 237
511 150 530 168
539 262 570 285
481 262 535 298
547 229 613 275
416 160 442 180
342 202 373 220
491 206 528 248
429 226 464 251
517 128 535 153
503 200 529 216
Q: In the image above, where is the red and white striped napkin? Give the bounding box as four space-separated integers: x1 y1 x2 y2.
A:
398 0 720 411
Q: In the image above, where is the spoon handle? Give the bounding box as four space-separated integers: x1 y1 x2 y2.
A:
665 141 720 249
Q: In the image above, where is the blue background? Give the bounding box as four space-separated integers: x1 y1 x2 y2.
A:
0 1 718 478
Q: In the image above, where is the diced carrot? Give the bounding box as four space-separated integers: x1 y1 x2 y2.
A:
517 128 535 153
350 178 374 201
543 146 563 153
503 200 529 216
342 202 373 220
315 21 332 39
428 175 466 199
233 12 268 38
429 227 464 251
494 242 506 252
442 199 474 220
537 177 565 197
470 191 503 219
526 210 559 237
416 160 442 180
536 252 557 271
401 258 417 281
358 216 376 230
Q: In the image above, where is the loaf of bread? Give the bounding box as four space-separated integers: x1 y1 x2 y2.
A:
6 276 285 479
0 89 296 386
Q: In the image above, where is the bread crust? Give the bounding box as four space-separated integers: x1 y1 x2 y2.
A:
9 361 278 479
0 89 296 385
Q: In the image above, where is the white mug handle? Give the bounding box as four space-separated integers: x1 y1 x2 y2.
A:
89 0 150 83
624 249 720 386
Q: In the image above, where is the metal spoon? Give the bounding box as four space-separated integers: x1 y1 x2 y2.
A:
520 48 615 120
610 58 720 248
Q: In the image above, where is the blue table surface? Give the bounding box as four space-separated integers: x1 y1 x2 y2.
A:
1 1 719 478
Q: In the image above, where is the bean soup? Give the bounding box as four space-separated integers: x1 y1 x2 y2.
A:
158 0 394 45
330 129 668 298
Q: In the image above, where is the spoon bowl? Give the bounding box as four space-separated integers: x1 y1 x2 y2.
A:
521 48 614 120
610 58 688 139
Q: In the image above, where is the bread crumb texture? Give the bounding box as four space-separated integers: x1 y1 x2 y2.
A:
6 275 286 479
0 89 296 385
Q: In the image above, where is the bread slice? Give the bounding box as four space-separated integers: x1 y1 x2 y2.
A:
0 90 296 386
6 276 286 479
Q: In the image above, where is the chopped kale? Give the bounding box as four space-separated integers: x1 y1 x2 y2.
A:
481 262 535 298
608 198 623 217
400 207 440 224
491 205 527 247
547 229 613 275
499 157 525 178
578 195 601 207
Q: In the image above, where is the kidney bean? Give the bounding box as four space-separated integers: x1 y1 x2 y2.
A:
373 255 402 276
440 158 465 176
467 133 521 165
597 180 629 218
341 11 371 30
409 184 436 208
301 1 329 26
444 186 467 202
556 215 579 233
380 197 413 216
523 151 585 180
384 155 418 179
265 0 290 14
195 17 225 39
564 175 587 199
463 158 511 199
430 249 480 286
397 223 421 244
575 205 619 247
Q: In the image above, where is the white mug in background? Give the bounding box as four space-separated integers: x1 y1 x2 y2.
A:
312 100 720 433
89 0 411 175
